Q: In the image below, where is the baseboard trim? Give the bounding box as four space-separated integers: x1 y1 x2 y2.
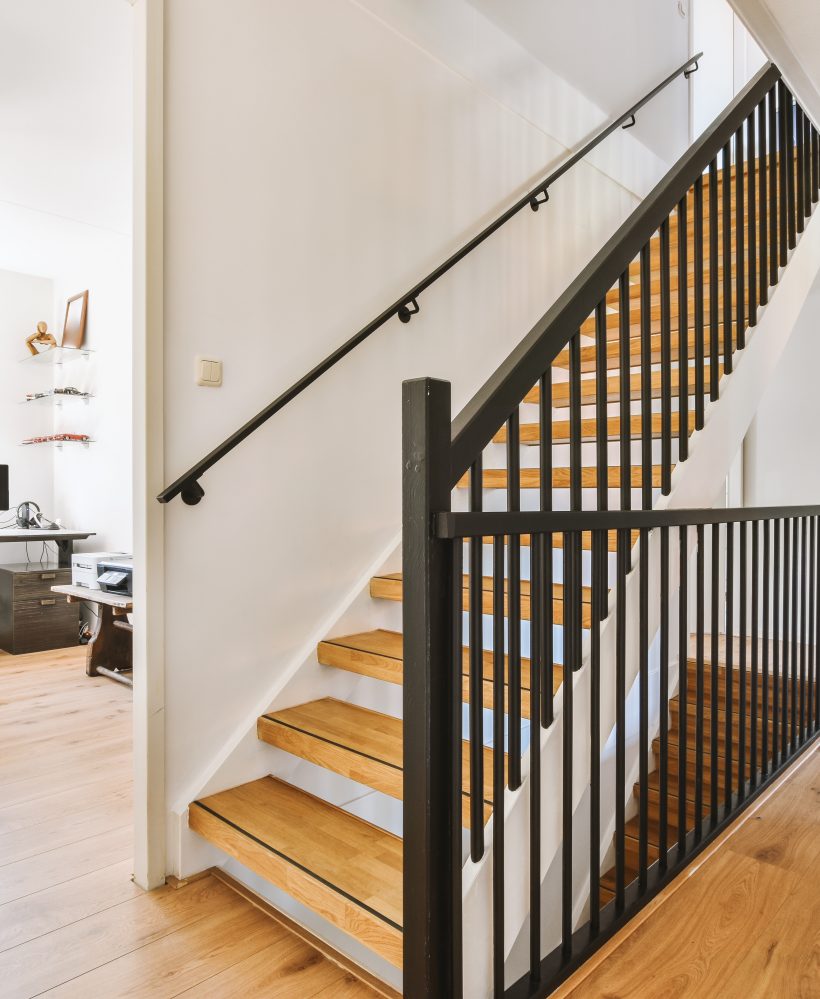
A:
209 867 402 999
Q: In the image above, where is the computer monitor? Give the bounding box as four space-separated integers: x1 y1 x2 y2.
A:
0 465 7 511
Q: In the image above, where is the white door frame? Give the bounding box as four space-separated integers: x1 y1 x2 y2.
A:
132 0 166 891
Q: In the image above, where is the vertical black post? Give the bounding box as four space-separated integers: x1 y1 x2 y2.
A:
492 536 505 997
739 521 747 801
539 370 554 727
694 178 705 429
763 519 771 777
709 159 720 400
751 520 759 789
758 98 769 307
595 299 609 614
660 220 673 494
678 196 690 455
796 105 806 234
735 125 746 349
589 529 603 932
748 111 758 325
779 81 789 266
724 522 734 812
507 413 522 790
695 524 706 841
784 83 797 252
402 377 461 999
769 86 779 284
659 526 669 871
678 524 689 858
469 458 485 859
773 519 781 769
710 523 720 827
722 141 733 371
791 518 799 751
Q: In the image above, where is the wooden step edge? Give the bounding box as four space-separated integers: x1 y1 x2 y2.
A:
458 465 666 491
256 706 500 826
496 413 697 445
189 778 403 968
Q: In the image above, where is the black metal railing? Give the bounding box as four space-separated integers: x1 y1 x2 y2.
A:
436 504 820 997
402 62 820 998
157 53 701 507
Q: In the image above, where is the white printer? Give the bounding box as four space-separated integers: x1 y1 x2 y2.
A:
72 552 129 590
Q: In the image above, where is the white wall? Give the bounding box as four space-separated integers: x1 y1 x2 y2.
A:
692 0 766 138
744 280 820 504
159 0 693 867
0 269 54 564
467 0 692 161
0 0 133 557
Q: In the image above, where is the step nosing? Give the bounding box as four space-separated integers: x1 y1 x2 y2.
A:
321 638 403 664
261 714 403 772
191 799 403 933
260 715 496 807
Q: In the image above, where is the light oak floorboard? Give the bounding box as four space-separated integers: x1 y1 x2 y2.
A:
1 647 381 999
562 744 820 998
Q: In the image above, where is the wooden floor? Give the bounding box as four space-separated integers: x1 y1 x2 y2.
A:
0 647 383 998
561 740 820 999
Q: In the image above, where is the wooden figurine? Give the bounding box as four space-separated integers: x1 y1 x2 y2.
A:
25 321 57 356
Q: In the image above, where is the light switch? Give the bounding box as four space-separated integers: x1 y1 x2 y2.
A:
196 356 223 387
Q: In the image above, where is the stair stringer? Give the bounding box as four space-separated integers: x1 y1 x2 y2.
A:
461 206 820 998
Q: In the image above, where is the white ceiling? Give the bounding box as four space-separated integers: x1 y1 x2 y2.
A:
0 0 133 235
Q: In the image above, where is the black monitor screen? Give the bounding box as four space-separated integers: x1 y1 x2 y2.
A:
0 466 8 511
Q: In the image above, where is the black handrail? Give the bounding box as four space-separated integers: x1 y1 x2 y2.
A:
158 52 701 506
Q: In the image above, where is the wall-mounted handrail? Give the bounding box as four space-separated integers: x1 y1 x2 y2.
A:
157 52 701 506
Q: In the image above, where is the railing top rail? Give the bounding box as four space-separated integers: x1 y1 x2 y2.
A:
448 61 780 487
437 504 820 538
157 52 702 506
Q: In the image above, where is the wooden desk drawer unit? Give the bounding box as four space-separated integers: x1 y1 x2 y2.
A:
0 563 78 654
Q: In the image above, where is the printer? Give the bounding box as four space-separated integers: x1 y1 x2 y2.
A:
97 556 133 597
72 552 129 590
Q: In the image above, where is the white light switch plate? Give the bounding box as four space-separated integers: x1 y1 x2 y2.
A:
196 356 223 387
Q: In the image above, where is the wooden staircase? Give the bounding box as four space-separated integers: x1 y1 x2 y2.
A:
187 152 808 974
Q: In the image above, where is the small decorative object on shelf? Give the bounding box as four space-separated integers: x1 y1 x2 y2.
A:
25 387 91 402
24 321 57 356
22 433 92 446
62 290 88 348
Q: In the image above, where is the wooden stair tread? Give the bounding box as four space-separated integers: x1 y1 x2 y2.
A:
555 328 728 370
481 531 640 553
317 629 565 720
495 412 697 445
462 464 666 490
369 573 595 626
527 363 723 407
190 775 403 966
258 697 504 823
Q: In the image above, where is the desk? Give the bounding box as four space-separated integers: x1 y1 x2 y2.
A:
52 584 133 686
0 529 95 567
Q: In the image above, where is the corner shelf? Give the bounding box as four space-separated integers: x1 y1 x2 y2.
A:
21 392 94 408
20 438 95 450
19 346 93 367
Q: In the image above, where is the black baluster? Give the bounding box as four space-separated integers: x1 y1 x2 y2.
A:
660 220 672 494
739 521 747 801
469 457 485 859
772 518 781 770
709 158 720 399
694 178 705 429
769 86 779 284
796 105 806 234
678 524 689 858
710 522 720 827
492 535 505 997
724 521 734 813
723 141 733 371
695 523 706 841
782 519 790 760
751 520 759 789
791 518 798 752
758 98 769 307
763 519 770 777
678 196 690 456
810 517 817 736
639 525 649 890
615 525 627 912
784 83 797 251
507 412 522 790
529 530 541 987
813 125 820 205
589 529 603 932
735 125 746 349
561 529 575 963
539 370 554 728
800 517 807 743
619 273 632 514
748 112 757 327
778 82 789 266
640 244 652 511
595 299 609 614
659 526 669 872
